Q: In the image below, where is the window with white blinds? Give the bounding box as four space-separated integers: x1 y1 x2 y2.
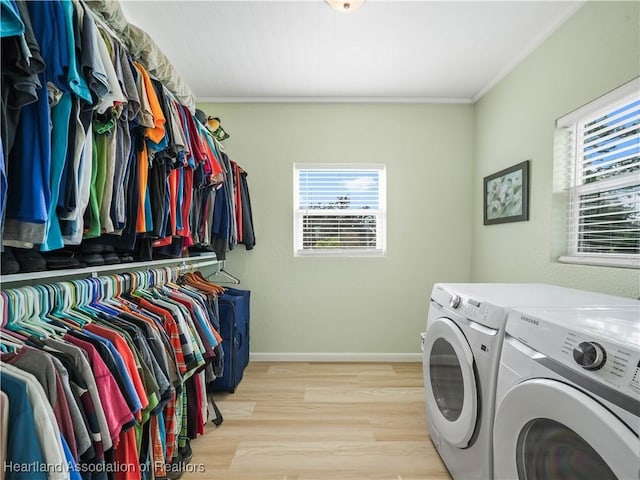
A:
293 164 386 256
555 78 640 268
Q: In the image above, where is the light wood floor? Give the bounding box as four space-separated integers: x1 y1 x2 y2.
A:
185 362 452 480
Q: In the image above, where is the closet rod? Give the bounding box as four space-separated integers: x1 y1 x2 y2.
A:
0 254 220 286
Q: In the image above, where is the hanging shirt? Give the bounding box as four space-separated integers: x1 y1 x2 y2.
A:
60 0 90 102
44 338 114 452
0 372 48 480
2 347 78 461
85 323 149 414
77 328 143 419
1 364 68 480
0 390 8 480
0 0 24 37
4 0 67 244
63 334 135 447
49 354 92 459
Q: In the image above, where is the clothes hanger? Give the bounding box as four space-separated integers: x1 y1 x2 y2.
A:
22 285 65 336
6 288 51 339
31 285 68 336
0 329 24 347
89 277 121 316
68 279 98 324
163 266 185 291
206 262 240 285
73 278 101 318
47 282 84 330
133 271 154 301
105 274 128 310
184 271 225 295
0 293 27 344
3 289 20 329
0 291 10 328
0 291 27 341
118 272 146 309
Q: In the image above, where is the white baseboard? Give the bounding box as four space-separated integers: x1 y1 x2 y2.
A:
250 352 422 362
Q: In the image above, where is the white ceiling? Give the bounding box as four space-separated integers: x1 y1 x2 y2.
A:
119 0 584 103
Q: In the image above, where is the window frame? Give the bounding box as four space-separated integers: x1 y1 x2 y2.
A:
556 78 640 269
293 163 387 257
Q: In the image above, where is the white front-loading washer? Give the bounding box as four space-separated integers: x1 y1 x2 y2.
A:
493 306 640 479
422 283 639 480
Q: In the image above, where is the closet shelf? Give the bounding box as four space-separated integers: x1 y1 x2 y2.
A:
0 253 219 286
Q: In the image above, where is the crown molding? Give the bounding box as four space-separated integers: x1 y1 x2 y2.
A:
197 96 473 104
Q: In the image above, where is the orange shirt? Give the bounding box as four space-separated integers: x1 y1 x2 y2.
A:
139 298 187 375
133 62 166 144
113 427 139 480
135 142 149 233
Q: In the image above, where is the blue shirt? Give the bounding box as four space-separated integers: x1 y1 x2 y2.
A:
61 434 82 480
61 0 91 102
0 0 24 37
1 372 48 480
41 93 72 251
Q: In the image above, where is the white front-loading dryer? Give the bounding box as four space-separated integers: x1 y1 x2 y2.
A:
422 283 639 480
493 306 640 479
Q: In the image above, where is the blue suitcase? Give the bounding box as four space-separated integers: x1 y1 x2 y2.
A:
211 288 250 393
224 287 251 370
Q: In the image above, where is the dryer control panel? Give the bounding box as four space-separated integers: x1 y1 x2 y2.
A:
561 331 639 394
631 360 640 397
507 306 640 397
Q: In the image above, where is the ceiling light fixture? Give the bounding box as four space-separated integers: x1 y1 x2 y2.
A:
326 0 364 13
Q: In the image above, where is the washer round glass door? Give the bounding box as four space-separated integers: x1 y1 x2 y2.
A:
494 378 639 479
423 316 478 447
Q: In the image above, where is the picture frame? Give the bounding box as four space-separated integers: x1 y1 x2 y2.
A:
483 160 530 225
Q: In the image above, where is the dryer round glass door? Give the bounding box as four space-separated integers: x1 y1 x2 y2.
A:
423 316 478 448
493 378 639 479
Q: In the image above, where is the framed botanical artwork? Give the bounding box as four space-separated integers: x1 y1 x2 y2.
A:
483 160 530 225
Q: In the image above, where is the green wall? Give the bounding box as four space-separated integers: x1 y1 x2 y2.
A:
472 1 640 298
201 1 639 355
198 103 474 354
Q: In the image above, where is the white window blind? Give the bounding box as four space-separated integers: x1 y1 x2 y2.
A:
556 78 640 268
293 164 386 256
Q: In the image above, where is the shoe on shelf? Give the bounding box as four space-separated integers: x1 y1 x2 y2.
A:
42 250 85 270
1 248 20 275
102 245 121 265
79 252 105 267
12 247 46 273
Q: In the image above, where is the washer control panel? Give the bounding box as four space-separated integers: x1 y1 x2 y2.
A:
431 285 508 330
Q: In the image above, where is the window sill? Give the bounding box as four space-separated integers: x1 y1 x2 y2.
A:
294 249 386 258
558 255 640 269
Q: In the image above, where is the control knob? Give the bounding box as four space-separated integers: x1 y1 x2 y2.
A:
449 294 461 309
573 341 606 371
